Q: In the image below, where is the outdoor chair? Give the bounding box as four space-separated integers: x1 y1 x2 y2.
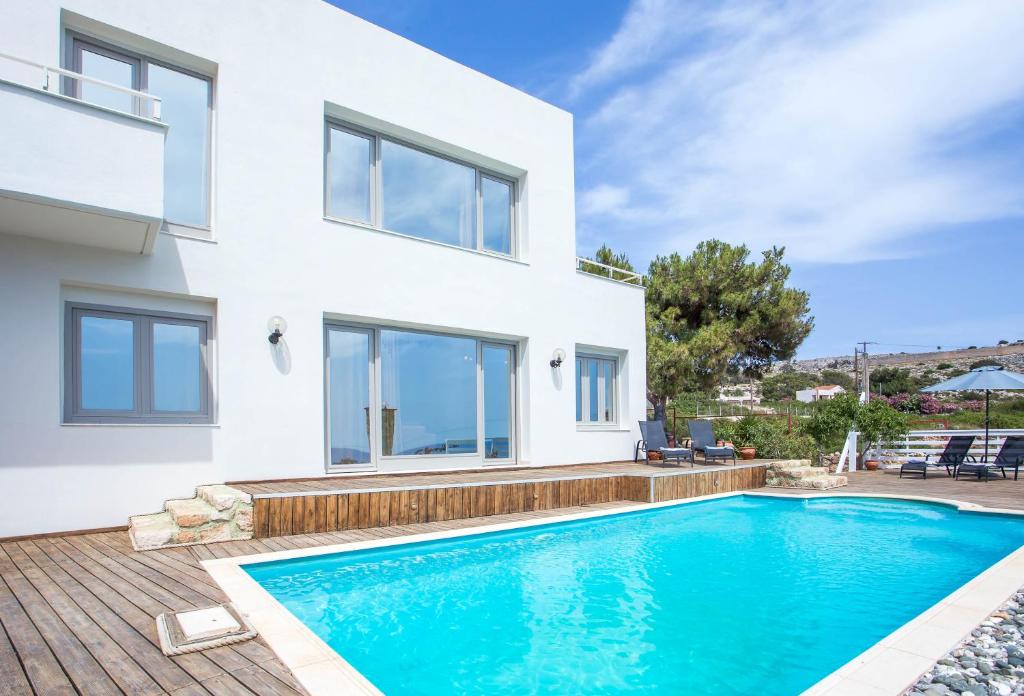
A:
956 436 1024 482
637 420 694 467
686 419 736 465
899 435 974 479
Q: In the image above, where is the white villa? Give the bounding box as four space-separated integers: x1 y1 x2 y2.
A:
795 384 846 403
0 0 646 539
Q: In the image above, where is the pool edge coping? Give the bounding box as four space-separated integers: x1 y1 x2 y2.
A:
201 491 1024 696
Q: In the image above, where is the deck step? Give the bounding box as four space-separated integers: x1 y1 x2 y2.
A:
129 485 254 550
765 460 848 490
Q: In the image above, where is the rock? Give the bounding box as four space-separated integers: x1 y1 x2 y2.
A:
128 512 175 549
234 504 254 533
165 498 216 528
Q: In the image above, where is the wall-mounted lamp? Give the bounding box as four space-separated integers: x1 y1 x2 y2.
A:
267 315 288 344
550 348 566 368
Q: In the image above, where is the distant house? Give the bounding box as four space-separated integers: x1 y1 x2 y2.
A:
795 385 846 403
719 385 760 405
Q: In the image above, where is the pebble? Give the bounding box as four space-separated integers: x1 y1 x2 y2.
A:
907 590 1024 696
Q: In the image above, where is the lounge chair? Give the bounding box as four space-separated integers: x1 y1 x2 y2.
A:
956 436 1024 482
686 419 736 465
899 435 974 479
637 420 694 467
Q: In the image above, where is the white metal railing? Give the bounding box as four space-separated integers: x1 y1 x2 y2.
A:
835 431 859 473
575 257 643 285
866 428 1024 467
0 51 161 119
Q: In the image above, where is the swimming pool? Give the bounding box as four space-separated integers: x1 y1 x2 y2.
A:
242 495 1024 694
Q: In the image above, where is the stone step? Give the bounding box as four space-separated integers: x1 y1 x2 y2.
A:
165 497 225 528
197 484 251 511
766 473 848 490
129 512 176 550
129 484 255 551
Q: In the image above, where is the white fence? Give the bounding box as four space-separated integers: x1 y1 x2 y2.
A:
866 429 1024 468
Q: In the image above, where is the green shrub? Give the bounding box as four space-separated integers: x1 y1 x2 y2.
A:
713 416 816 460
937 362 954 370
969 359 1001 370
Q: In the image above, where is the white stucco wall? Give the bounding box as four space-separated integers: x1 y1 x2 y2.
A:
0 0 646 537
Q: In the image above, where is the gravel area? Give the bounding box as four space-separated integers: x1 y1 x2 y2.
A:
907 589 1024 696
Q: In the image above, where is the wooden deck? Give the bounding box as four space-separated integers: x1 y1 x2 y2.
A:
769 470 1024 510
0 501 633 695
230 460 770 538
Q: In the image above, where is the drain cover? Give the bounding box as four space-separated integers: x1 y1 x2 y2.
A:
157 603 256 655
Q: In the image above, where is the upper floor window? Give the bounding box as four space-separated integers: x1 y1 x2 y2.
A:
64 303 213 424
576 355 618 425
67 34 212 228
325 121 516 256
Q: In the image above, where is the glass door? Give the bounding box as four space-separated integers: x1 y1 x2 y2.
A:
326 326 375 469
481 343 515 462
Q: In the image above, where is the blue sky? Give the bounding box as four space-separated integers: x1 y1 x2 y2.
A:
329 0 1024 359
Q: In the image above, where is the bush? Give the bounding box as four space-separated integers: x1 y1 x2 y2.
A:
713 416 816 460
937 362 954 370
969 359 1001 370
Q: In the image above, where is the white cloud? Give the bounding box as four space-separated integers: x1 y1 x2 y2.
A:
573 0 1024 263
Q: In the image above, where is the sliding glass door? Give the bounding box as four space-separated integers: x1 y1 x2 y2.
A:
325 325 515 470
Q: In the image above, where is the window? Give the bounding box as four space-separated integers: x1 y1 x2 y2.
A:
325 121 517 256
68 34 212 228
65 304 212 423
325 324 515 468
576 355 617 425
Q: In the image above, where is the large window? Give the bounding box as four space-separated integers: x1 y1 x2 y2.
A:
325 325 515 468
576 355 617 425
68 34 212 228
65 304 212 423
325 122 516 256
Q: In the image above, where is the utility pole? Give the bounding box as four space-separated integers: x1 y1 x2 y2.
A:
853 348 860 395
858 341 872 402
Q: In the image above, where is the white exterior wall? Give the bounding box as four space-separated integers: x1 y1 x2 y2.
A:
0 0 646 537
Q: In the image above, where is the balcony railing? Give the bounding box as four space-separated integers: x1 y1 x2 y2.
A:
0 51 161 119
575 256 643 285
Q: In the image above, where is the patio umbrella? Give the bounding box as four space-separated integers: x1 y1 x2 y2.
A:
921 365 1024 461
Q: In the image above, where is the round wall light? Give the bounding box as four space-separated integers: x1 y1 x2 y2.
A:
550 348 566 368
267 315 288 344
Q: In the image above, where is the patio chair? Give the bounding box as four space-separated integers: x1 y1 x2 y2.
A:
956 435 1024 482
637 420 694 467
899 435 974 479
686 419 736 465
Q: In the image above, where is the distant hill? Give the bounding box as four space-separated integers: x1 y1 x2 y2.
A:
776 343 1024 378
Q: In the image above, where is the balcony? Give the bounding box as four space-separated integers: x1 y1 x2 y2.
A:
575 257 643 285
0 52 166 254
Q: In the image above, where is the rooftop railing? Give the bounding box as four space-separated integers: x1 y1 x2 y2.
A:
575 256 643 285
0 51 161 120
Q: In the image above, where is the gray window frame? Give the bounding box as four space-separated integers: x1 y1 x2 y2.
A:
324 119 519 258
323 321 517 471
575 354 619 425
64 302 214 424
63 31 214 229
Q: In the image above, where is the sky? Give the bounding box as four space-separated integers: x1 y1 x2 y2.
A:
328 0 1024 359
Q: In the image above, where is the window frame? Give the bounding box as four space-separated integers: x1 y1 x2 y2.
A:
575 354 619 427
64 302 214 424
323 321 517 471
64 31 214 230
324 119 518 258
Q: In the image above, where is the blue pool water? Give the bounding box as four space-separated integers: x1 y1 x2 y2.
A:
245 496 1024 694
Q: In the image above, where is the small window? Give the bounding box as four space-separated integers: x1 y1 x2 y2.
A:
65 303 213 423
576 355 617 425
325 121 517 257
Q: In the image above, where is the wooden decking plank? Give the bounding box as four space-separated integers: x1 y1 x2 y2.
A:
0 581 46 696
0 576 75 696
77 536 222 606
26 540 200 693
7 542 164 695
41 539 235 685
0 552 120 695
221 665 303 696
